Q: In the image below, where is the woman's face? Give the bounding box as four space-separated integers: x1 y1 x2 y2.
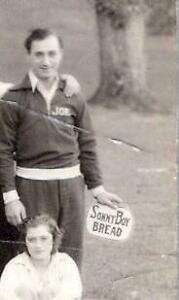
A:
25 224 53 261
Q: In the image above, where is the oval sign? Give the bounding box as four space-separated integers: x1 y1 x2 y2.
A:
87 204 134 241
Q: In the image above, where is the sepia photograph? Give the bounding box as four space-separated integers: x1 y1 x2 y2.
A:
0 0 176 299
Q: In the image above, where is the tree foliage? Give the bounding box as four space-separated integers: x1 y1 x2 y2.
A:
94 0 143 29
91 0 176 34
145 0 176 34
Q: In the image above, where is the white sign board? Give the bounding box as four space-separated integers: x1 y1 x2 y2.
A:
87 204 134 241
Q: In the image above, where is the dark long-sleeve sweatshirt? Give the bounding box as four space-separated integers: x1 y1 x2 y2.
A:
0 75 102 193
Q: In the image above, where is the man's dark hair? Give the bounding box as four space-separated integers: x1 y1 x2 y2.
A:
24 28 63 53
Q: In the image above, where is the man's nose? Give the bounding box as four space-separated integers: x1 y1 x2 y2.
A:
42 55 50 65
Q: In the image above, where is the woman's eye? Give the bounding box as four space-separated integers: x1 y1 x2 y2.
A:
41 236 48 241
27 238 35 243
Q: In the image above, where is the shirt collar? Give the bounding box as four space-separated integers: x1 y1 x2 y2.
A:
14 252 34 271
8 73 65 92
28 70 60 93
15 252 56 271
28 70 38 93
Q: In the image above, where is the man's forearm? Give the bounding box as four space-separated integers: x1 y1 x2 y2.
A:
0 97 18 194
90 185 106 198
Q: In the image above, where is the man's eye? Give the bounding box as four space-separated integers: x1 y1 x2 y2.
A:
35 52 43 58
49 51 56 57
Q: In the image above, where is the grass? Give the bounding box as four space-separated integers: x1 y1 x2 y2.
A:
82 107 176 299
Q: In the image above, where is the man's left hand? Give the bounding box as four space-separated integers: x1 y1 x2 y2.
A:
95 191 123 209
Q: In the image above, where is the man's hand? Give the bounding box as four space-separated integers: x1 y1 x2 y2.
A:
5 200 26 226
95 191 123 209
61 74 81 97
0 82 14 97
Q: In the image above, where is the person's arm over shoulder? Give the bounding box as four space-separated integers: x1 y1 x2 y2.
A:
0 82 14 97
75 94 103 190
60 74 81 97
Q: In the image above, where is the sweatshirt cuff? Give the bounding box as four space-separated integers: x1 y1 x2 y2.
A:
3 190 20 205
90 185 105 198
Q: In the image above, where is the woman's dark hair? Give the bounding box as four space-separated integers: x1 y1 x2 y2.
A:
20 214 64 255
24 28 63 53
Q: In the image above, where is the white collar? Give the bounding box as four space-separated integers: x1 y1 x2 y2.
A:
14 252 57 271
28 70 38 93
28 70 59 93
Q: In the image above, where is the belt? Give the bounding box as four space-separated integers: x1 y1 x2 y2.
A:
16 164 81 180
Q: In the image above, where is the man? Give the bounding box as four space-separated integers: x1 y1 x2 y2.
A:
0 75 83 275
0 66 83 274
0 28 122 268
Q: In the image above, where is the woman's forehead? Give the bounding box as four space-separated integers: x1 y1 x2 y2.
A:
26 224 51 236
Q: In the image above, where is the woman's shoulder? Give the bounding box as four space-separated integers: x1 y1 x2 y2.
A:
4 252 29 269
53 252 73 261
51 253 80 279
52 252 77 267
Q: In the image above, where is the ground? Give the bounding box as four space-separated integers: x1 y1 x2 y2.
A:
82 107 176 300
0 1 176 299
81 33 176 299
81 32 176 298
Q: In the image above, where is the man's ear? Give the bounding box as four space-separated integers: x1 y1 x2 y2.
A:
58 48 64 67
26 53 31 65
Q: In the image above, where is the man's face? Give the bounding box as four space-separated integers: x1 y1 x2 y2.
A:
29 35 63 81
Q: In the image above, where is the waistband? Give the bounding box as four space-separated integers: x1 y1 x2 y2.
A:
16 164 81 180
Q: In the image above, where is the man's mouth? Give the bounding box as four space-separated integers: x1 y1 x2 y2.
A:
40 67 51 71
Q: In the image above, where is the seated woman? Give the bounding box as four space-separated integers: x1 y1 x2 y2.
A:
0 214 82 300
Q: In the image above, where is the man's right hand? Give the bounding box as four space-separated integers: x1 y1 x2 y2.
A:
5 200 26 226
